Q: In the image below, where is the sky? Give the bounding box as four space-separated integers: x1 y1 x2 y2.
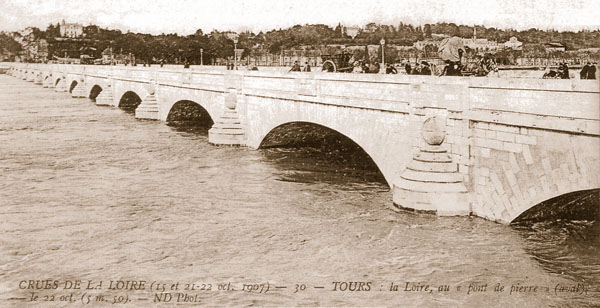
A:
0 0 599 35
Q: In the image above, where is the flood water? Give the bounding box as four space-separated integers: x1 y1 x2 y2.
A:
0 74 598 307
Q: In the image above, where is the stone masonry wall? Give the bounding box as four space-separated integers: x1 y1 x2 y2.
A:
470 121 600 223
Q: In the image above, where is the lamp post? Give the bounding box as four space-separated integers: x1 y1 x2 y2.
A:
200 48 203 66
380 38 385 74
233 37 238 69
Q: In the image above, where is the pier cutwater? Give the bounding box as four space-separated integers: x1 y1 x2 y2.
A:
7 63 599 223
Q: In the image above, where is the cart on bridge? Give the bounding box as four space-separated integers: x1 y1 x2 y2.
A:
321 52 354 72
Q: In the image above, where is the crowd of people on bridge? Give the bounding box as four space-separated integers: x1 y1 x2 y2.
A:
542 62 570 79
287 55 596 80
289 61 311 72
403 60 433 75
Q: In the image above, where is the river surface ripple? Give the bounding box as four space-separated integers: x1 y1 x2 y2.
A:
0 75 598 307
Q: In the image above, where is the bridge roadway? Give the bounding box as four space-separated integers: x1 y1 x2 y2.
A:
5 63 600 224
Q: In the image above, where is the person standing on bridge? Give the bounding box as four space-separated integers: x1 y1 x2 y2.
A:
303 61 311 72
580 61 597 79
352 61 363 73
420 61 431 75
559 63 570 79
290 61 301 72
386 63 397 74
405 62 412 74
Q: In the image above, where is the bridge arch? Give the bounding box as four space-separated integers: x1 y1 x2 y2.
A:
118 91 142 112
511 188 599 224
88 85 103 102
53 76 63 87
69 80 78 93
245 98 414 188
257 121 388 187
166 100 214 128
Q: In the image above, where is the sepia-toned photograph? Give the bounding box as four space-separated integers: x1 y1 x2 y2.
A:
0 0 598 307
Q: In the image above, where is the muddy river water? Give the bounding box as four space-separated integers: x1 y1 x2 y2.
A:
0 74 598 307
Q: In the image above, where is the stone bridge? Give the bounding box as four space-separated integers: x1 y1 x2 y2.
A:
5 63 600 224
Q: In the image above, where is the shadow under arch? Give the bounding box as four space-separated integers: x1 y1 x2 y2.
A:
511 189 599 224
258 121 387 187
166 100 214 132
510 189 599 283
69 80 78 93
55 78 62 87
118 91 142 114
89 85 102 102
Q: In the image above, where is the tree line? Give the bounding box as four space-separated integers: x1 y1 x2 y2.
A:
4 21 599 64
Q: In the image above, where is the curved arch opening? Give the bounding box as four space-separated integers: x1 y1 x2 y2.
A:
512 189 599 224
511 189 599 283
89 85 103 102
118 91 142 114
259 122 387 187
166 100 214 133
43 76 49 81
55 78 62 87
69 81 78 93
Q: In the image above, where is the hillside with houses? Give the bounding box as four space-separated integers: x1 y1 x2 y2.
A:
1 20 598 67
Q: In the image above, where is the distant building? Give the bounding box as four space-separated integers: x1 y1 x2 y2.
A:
19 27 34 38
431 33 450 39
60 19 83 38
364 23 378 33
463 28 500 53
20 38 48 62
101 47 113 63
345 26 360 39
545 42 566 52
222 31 238 41
413 40 441 50
504 37 523 50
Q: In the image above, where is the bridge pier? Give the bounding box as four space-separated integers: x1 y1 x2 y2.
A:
393 117 469 215
135 84 160 120
71 81 87 98
54 78 67 92
392 83 472 216
96 84 114 106
43 75 53 88
208 89 245 145
34 72 43 85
